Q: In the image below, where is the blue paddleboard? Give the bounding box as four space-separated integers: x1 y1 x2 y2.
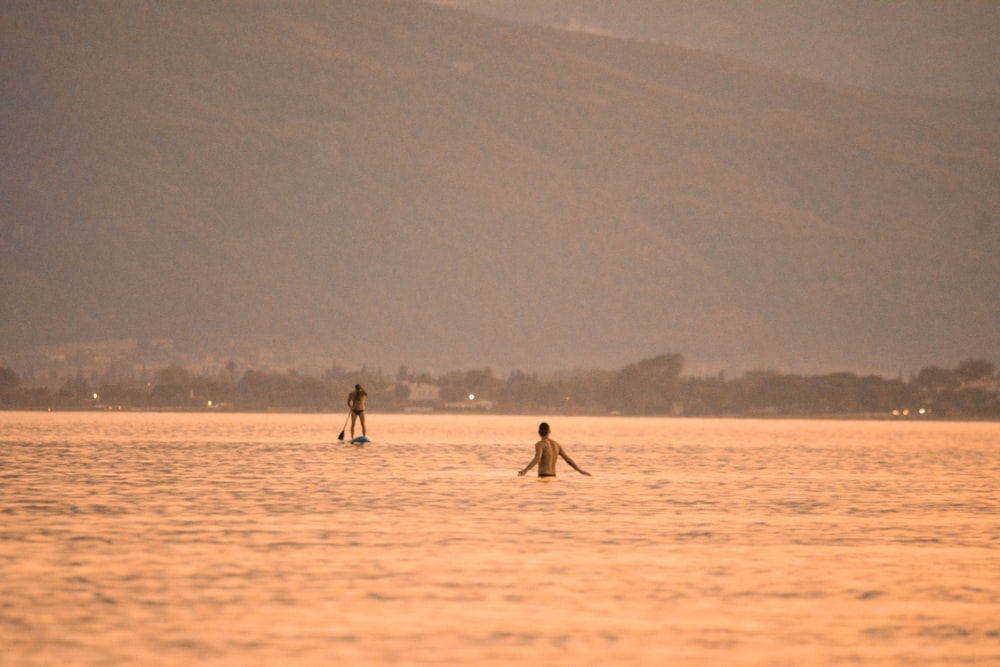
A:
350 435 371 444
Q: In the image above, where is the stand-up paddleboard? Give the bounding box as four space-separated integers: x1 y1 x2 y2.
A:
350 435 371 444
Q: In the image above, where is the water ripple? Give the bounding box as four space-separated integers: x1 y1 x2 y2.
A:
1 412 997 666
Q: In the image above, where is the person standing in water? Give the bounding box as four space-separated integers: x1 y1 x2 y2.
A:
347 384 367 438
518 422 590 478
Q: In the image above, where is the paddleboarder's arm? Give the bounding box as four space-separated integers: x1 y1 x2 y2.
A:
518 441 543 476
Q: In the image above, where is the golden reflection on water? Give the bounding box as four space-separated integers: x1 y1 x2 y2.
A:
1 413 998 666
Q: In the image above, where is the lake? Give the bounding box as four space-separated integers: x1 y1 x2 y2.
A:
1 412 998 666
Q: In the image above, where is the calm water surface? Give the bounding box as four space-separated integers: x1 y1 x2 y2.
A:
1 412 998 666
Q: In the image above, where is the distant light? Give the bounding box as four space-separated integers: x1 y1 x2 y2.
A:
207 400 213 407
902 409 910 416
892 409 900 416
468 394 475 401
92 393 99 400
918 408 926 415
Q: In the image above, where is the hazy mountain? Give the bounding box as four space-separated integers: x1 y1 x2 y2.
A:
432 0 1000 101
2 0 998 376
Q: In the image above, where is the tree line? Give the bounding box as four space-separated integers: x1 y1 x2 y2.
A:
0 355 997 419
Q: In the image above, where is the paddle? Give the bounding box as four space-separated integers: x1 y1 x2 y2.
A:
337 413 350 441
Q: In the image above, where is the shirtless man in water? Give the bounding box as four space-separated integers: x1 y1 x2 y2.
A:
518 422 591 478
347 384 367 438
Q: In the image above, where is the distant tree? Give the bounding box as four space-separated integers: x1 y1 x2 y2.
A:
394 381 411 402
914 365 960 392
323 361 350 386
734 370 800 413
608 353 684 415
464 368 498 401
268 371 303 407
499 370 544 411
438 370 468 402
157 365 192 387
950 388 1000 417
237 370 271 408
560 369 613 413
150 365 194 406
58 377 92 401
955 358 995 384
815 372 863 413
0 367 21 392
855 373 913 413
0 367 25 407
191 374 235 408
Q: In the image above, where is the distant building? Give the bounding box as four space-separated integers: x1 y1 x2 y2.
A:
405 382 441 403
443 399 494 411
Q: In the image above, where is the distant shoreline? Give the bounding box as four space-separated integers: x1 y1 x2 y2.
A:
3 407 997 423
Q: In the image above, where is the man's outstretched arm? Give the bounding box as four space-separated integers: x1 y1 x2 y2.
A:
518 442 543 476
559 446 591 476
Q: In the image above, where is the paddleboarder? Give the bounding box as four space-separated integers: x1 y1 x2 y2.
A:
518 422 590 478
347 384 367 439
